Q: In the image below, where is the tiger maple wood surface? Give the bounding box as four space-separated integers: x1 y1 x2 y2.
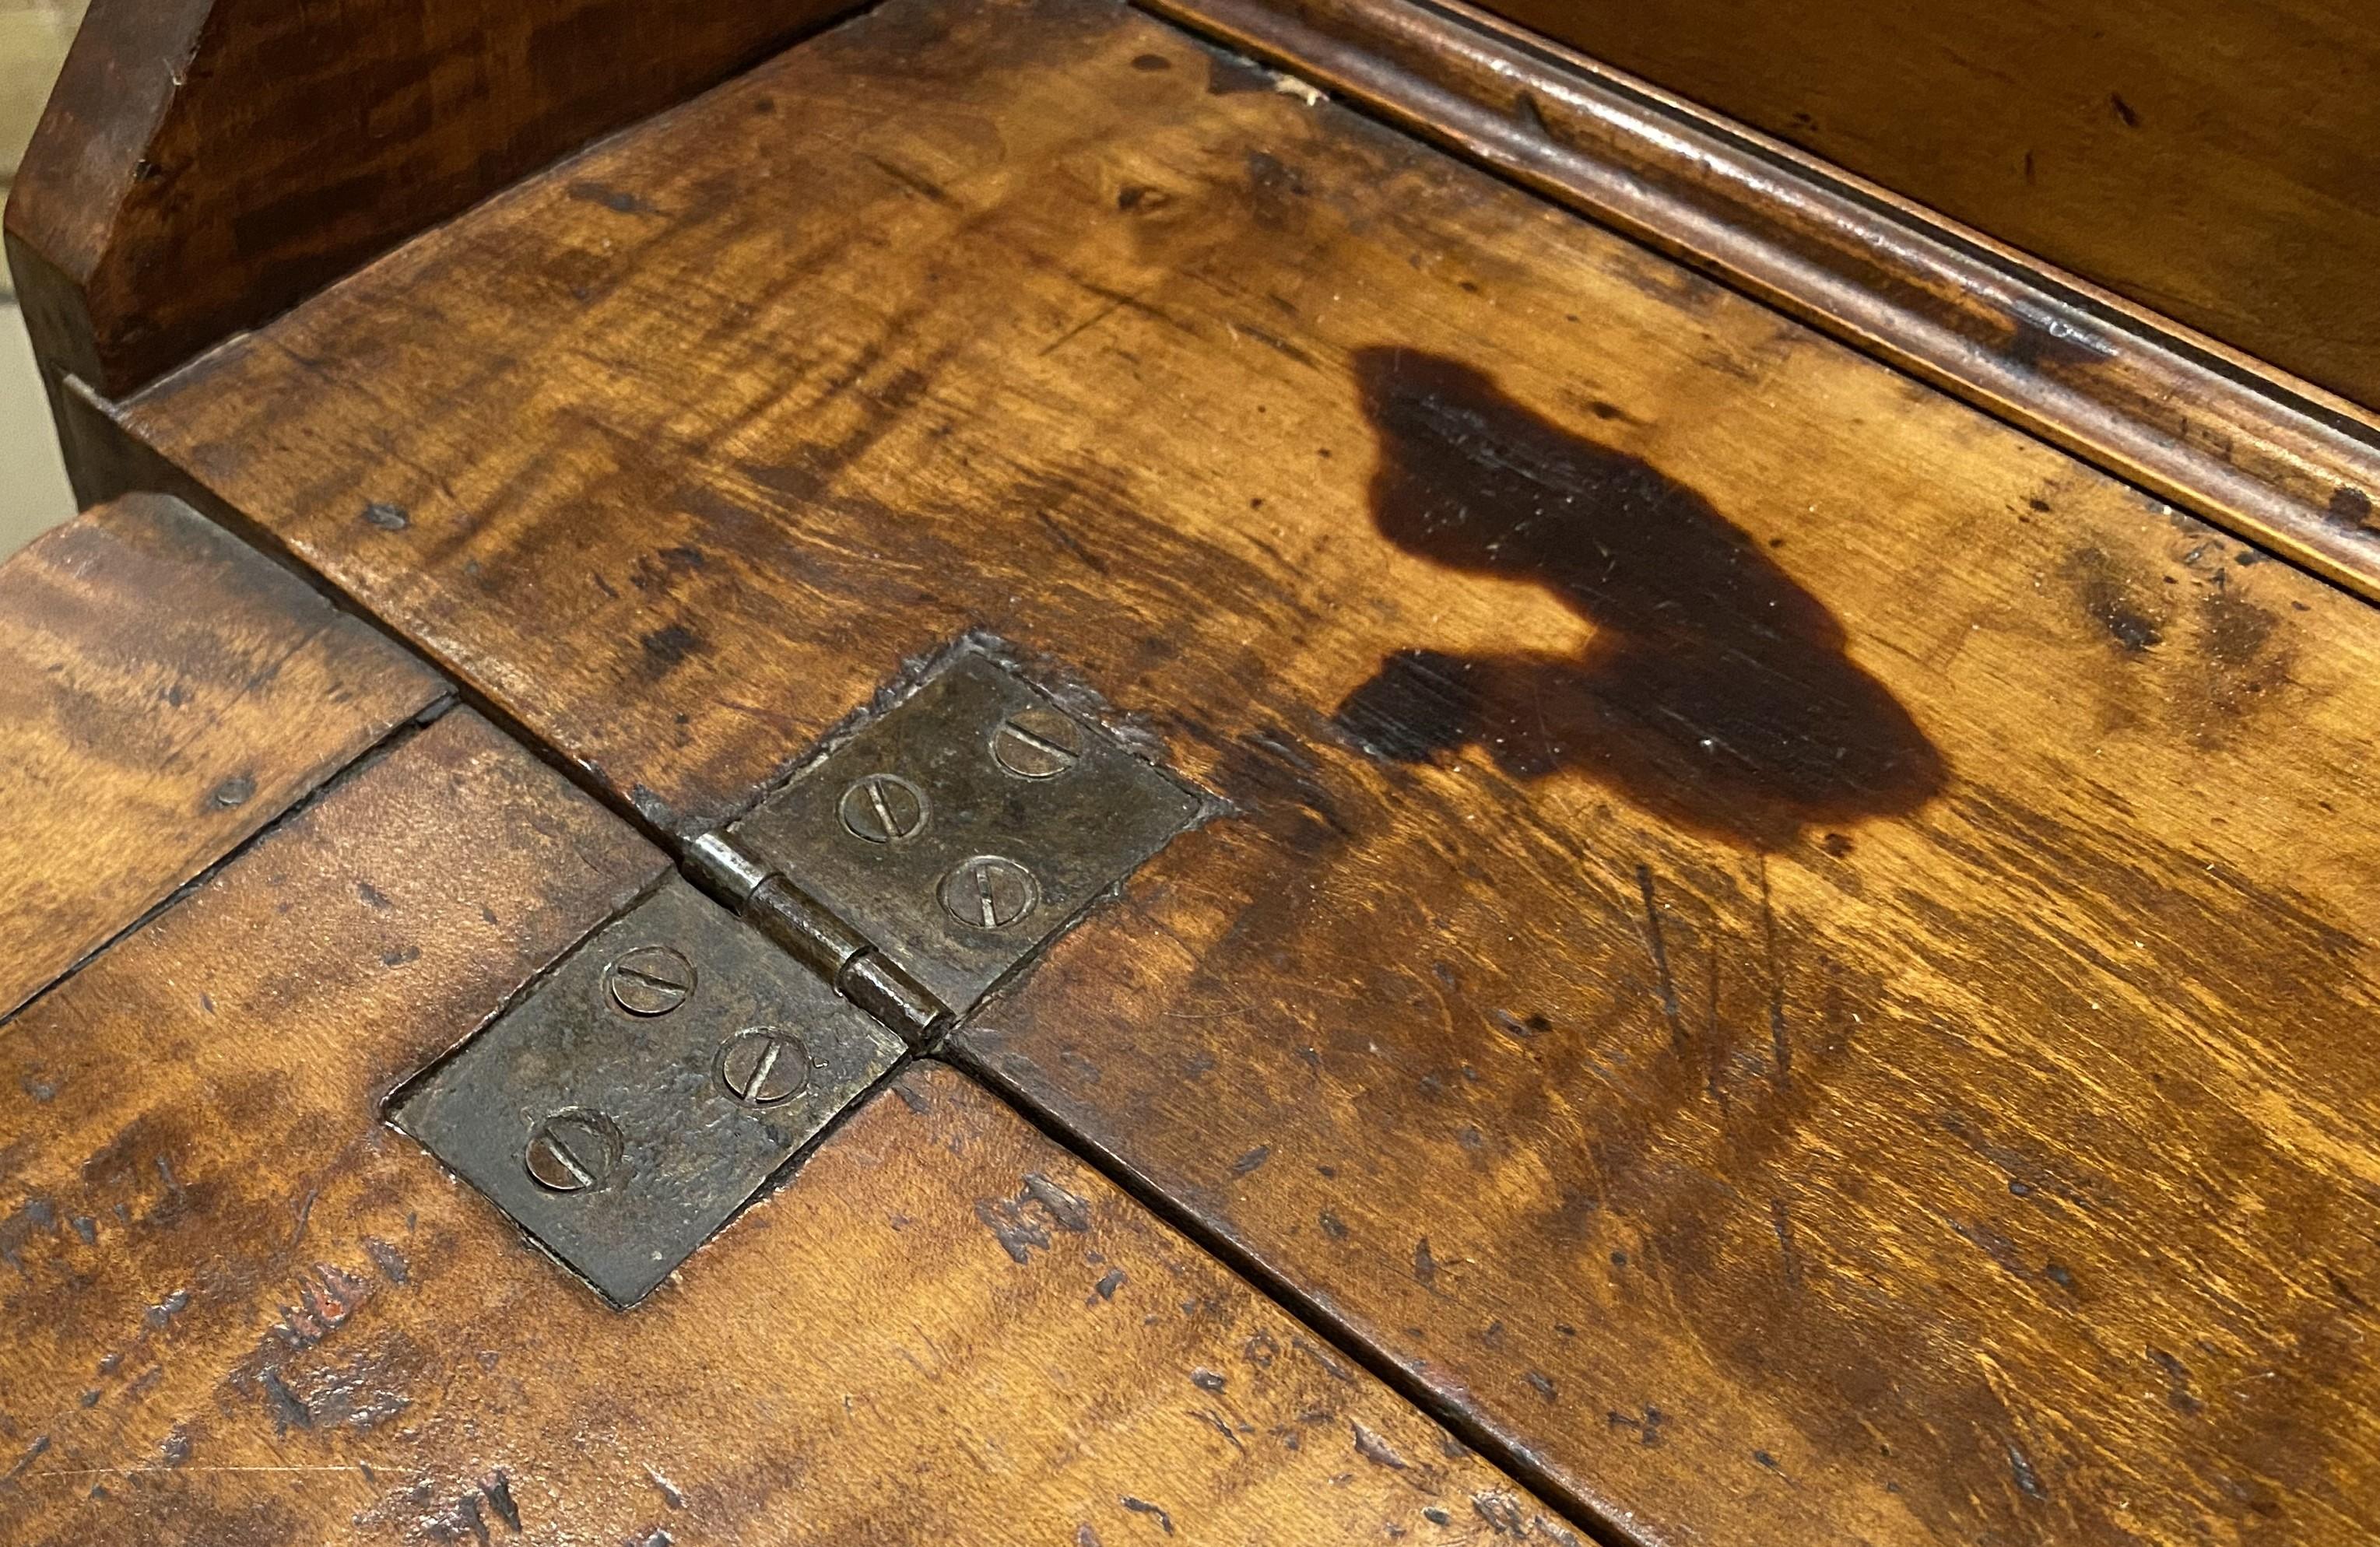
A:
0 710 1552 1544
118 0 2380 1541
0 493 442 1022
4 0 867 407
1469 0 2380 417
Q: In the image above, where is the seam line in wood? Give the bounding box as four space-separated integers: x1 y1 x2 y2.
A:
0 693 456 1033
948 1040 1637 1547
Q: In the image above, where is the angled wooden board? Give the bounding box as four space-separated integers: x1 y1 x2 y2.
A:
0 707 1557 1542
0 493 444 1021
113 0 2380 1541
4 0 872 407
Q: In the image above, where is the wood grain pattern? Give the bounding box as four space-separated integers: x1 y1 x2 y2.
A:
111 0 2380 1539
1 0 865 426
0 493 444 1022
0 711 1557 1543
1143 0 2380 605
1459 0 2380 418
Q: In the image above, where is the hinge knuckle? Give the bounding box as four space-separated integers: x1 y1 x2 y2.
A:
836 952 950 1047
683 829 771 903
744 873 871 979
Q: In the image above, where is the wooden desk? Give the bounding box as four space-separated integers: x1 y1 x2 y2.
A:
5 0 2378 1542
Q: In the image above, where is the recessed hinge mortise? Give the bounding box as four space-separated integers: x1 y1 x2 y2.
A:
390 644 1204 1307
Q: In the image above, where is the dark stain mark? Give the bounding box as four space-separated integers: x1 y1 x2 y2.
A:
1246 150 1308 201
1206 52 1272 95
1115 184 1171 215
2109 93 2140 128
1318 1209 1350 1240
484 1472 523 1532
2066 548 2164 652
361 500 410 531
1132 51 1172 71
362 1237 410 1285
2330 486 2374 530
1333 349 1944 847
158 1426 191 1468
975 1173 1093 1263
1122 1495 1177 1534
1753 1448 1781 1470
1413 1237 1439 1288
1293 1333 1357 1384
1473 1493 1529 1534
2006 1438 2049 1501
1190 1368 1227 1393
2147 1348 2203 1414
1023 1173 1092 1231
1607 1405 1666 1446
1230 1144 1271 1176
565 179 658 216
1489 1008 1548 1040
144 1287 191 1330
1351 1421 1409 1469
6 1195 61 1272
639 625 703 670
210 774 255 809
356 880 392 910
259 1366 310 1432
1525 1370 1557 1401
5 1436 51 1484
1771 1197 1806 1289
865 155 957 207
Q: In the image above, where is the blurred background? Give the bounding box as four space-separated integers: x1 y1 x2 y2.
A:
1 0 82 556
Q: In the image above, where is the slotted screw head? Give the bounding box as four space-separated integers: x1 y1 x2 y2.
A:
525 1108 623 1193
605 945 695 1016
838 773 929 844
990 707 1086 779
716 1026 813 1107
938 854 1041 930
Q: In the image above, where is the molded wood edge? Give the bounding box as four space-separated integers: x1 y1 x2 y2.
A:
1137 0 2380 603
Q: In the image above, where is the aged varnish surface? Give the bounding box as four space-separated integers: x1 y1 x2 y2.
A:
2 0 876 413
0 710 1556 1543
0 493 442 1021
33 0 2380 1542
1465 0 2380 417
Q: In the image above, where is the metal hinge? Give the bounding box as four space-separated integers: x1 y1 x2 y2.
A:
391 646 1202 1306
680 648 1202 1043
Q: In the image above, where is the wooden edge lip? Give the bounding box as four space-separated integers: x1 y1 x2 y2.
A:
1135 0 2380 604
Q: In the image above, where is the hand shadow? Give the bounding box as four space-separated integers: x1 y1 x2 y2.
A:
1333 348 1946 851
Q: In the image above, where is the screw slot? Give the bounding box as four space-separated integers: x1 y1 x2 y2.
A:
604 945 695 1016
525 1108 623 1193
937 855 1041 930
990 707 1085 780
838 773 929 844
716 1026 813 1107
